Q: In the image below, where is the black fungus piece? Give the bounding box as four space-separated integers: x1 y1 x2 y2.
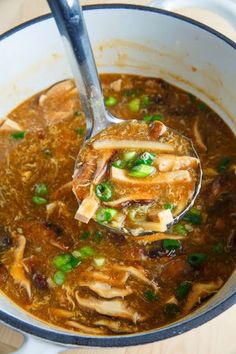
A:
44 222 63 237
148 246 166 259
32 272 48 291
0 229 12 253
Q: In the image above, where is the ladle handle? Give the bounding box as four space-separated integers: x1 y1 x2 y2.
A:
47 0 107 138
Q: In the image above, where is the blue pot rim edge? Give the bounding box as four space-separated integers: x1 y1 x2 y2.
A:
0 3 235 348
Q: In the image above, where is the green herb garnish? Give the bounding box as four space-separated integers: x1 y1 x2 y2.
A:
187 252 207 267
32 196 48 205
105 96 118 106
96 208 117 223
95 182 112 202
128 164 156 178
11 131 26 140
143 114 164 123
163 239 181 251
34 183 48 196
144 290 158 302
128 98 140 112
175 281 192 300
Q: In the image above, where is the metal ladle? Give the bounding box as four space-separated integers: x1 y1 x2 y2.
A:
47 0 202 235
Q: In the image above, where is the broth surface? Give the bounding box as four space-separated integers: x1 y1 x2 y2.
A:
0 74 235 335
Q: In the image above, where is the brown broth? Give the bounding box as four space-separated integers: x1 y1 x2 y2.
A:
0 74 235 335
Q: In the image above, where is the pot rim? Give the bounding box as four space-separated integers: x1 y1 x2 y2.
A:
0 4 235 347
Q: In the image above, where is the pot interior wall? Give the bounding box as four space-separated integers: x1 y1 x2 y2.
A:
0 6 235 342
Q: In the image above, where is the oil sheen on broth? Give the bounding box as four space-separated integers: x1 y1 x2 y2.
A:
0 75 235 335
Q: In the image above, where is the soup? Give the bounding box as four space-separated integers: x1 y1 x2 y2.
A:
73 119 199 235
0 74 235 335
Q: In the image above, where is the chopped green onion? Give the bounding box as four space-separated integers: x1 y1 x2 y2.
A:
123 89 136 97
81 231 90 240
32 196 48 205
94 231 103 243
10 131 26 140
112 159 127 169
144 290 158 302
173 224 188 236
70 255 81 268
175 281 192 300
96 207 118 223
74 111 82 117
34 183 48 196
141 95 150 107
123 151 137 162
217 157 231 173
128 98 140 112
105 96 118 106
95 182 112 202
143 114 164 123
187 252 207 267
53 271 66 286
197 102 207 111
183 208 202 225
53 254 72 269
212 242 224 254
163 303 180 318
128 205 148 222
164 203 176 211
75 128 85 136
94 257 105 267
77 246 96 258
134 152 156 166
128 164 156 178
163 239 181 251
59 263 74 273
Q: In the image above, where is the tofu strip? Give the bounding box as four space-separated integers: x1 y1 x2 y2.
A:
93 140 174 153
153 154 199 172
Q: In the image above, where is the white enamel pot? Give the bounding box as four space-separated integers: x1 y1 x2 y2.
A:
0 1 236 353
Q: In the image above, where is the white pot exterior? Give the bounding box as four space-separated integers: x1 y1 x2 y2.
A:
0 5 235 349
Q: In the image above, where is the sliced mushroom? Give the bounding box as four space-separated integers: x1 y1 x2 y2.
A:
183 278 223 314
104 194 155 207
80 270 129 287
10 235 31 298
111 264 159 291
131 232 185 244
39 80 78 123
50 308 80 319
93 139 174 153
75 293 144 322
111 167 191 185
66 320 107 334
193 118 207 152
72 154 97 200
149 121 167 139
93 150 114 184
46 201 71 219
94 318 138 333
78 280 132 299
